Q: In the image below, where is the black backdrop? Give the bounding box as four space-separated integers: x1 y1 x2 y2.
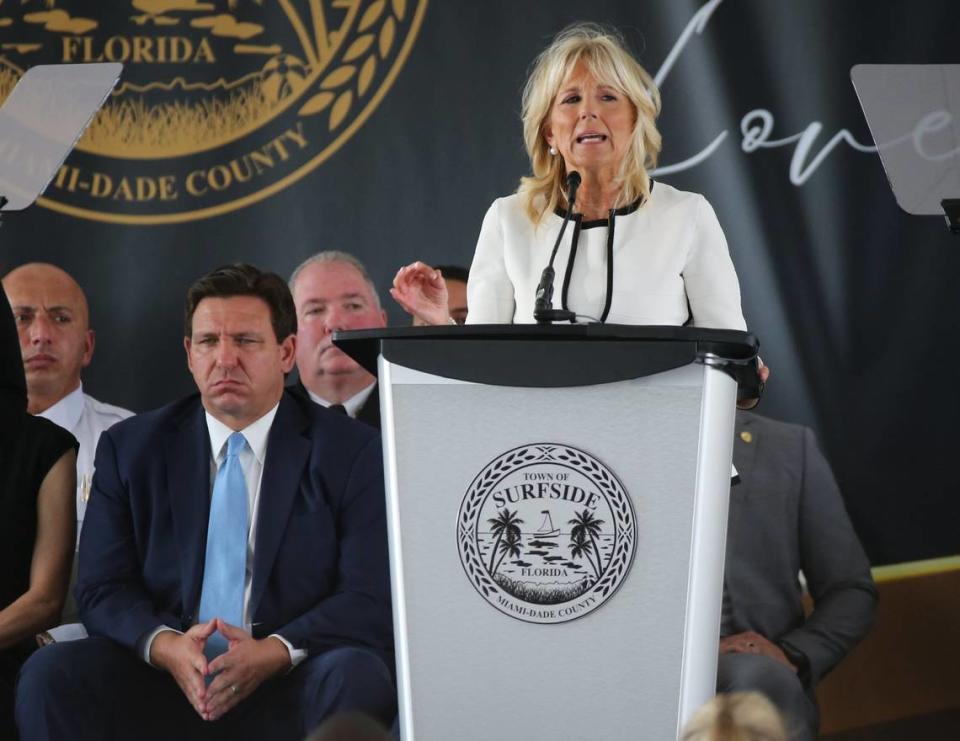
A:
2 0 958 565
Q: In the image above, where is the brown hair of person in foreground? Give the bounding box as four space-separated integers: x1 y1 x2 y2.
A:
682 692 788 741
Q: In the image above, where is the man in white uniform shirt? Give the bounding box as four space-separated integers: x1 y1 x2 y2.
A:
288 252 387 428
3 263 132 623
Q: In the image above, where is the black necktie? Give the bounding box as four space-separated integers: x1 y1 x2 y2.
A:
329 404 347 416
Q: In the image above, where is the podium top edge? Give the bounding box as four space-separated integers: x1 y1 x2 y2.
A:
334 324 757 353
333 324 760 395
332 324 760 392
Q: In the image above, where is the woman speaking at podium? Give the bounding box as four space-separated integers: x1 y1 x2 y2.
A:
392 23 747 332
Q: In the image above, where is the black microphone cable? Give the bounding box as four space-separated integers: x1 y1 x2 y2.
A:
534 171 581 324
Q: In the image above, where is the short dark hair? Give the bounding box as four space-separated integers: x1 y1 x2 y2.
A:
434 264 469 284
184 263 297 341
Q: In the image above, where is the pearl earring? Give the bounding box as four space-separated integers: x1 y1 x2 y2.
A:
549 146 557 156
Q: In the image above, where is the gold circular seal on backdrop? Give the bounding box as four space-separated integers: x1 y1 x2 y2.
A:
0 0 427 224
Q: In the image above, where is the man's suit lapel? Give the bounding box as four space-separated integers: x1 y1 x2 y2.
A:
165 401 212 619
731 413 759 500
356 382 381 429
728 417 759 551
249 393 311 622
726 413 758 626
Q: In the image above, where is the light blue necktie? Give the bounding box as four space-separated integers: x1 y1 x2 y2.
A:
198 431 249 662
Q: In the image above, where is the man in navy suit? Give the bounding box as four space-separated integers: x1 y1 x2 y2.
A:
16 264 395 740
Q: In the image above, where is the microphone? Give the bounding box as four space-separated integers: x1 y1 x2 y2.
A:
534 171 581 324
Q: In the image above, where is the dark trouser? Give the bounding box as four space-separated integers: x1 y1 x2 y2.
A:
717 652 819 741
2 642 36 741
15 637 396 741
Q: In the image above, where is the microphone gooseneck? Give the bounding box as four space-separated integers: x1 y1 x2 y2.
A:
534 172 581 324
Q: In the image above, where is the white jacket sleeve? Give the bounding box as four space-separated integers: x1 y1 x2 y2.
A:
682 195 747 330
466 199 517 324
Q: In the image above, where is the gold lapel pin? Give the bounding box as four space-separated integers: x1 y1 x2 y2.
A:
739 431 753 444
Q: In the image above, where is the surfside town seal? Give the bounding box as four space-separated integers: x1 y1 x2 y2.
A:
0 0 426 224
458 444 636 625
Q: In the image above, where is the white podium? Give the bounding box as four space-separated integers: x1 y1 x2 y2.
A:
336 325 760 741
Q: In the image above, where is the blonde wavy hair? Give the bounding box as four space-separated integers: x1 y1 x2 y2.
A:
518 23 662 225
681 693 789 741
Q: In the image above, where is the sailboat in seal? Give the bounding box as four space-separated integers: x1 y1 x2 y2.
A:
533 510 560 538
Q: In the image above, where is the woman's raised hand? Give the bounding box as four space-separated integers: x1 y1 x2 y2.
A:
390 261 451 326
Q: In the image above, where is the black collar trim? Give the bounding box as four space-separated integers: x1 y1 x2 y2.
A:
552 179 653 229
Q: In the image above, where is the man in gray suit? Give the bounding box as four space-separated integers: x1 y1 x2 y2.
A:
718 411 877 741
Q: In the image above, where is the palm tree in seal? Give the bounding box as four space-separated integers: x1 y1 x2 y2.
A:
568 529 600 581
492 529 523 577
486 508 523 573
568 509 605 579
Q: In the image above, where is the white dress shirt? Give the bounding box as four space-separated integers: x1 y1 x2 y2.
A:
466 182 747 330
37 383 133 546
307 381 375 419
143 402 306 667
